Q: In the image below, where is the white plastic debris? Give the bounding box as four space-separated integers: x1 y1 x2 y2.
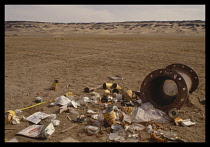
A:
10 115 20 125
180 119 196 127
136 99 142 104
131 102 171 123
17 124 45 138
59 104 68 113
17 123 55 139
108 132 126 142
116 94 123 101
70 100 80 108
87 110 97 114
26 112 50 124
85 125 100 135
51 119 60 127
50 95 71 106
125 123 145 132
40 123 55 138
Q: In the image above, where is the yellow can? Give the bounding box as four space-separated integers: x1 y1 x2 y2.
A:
51 80 58 91
103 110 115 121
5 110 15 124
112 83 121 89
103 83 113 89
103 90 111 97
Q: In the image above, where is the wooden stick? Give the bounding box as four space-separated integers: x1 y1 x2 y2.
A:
60 124 78 133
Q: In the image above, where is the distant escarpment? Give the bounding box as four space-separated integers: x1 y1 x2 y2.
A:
5 20 205 35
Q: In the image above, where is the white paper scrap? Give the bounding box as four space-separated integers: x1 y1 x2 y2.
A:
26 112 50 124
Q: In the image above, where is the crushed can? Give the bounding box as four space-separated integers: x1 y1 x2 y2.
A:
5 110 16 124
85 125 100 136
50 80 58 91
103 105 116 126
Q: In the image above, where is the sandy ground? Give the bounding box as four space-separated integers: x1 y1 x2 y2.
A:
5 33 205 142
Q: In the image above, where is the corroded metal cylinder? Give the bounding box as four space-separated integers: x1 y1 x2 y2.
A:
140 63 199 111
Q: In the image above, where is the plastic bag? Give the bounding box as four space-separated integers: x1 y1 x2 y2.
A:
131 102 171 123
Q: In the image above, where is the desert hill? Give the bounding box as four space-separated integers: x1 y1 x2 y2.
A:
5 20 205 36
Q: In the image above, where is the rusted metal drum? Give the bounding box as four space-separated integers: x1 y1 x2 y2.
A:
140 63 199 111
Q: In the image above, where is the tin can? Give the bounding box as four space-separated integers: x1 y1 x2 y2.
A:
103 105 116 126
51 80 58 91
103 83 113 89
5 110 16 124
111 83 121 89
103 90 111 97
85 125 100 136
34 97 43 103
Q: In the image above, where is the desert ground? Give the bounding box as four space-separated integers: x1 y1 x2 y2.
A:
5 21 205 142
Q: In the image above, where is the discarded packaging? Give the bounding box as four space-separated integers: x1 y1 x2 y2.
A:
87 110 97 114
5 110 15 124
50 80 58 91
103 83 113 89
174 117 183 126
17 124 44 138
150 133 165 142
34 97 43 103
40 122 55 138
51 119 60 127
26 111 50 124
108 131 126 142
131 102 171 123
103 90 111 97
10 115 20 125
121 106 134 114
17 122 55 139
180 119 196 127
111 83 121 89
85 125 100 135
127 134 141 142
51 95 71 106
103 105 116 126
125 123 146 132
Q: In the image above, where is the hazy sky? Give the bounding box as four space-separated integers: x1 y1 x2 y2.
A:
5 5 205 23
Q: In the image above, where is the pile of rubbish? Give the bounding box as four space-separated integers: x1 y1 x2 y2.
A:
5 64 200 142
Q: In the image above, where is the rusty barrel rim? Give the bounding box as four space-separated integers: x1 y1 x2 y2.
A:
140 68 189 111
166 63 199 93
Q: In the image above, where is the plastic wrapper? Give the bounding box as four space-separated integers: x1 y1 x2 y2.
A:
17 122 55 139
26 112 50 124
85 125 100 135
50 95 70 106
108 131 126 142
17 124 45 138
131 102 171 123
180 119 196 127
